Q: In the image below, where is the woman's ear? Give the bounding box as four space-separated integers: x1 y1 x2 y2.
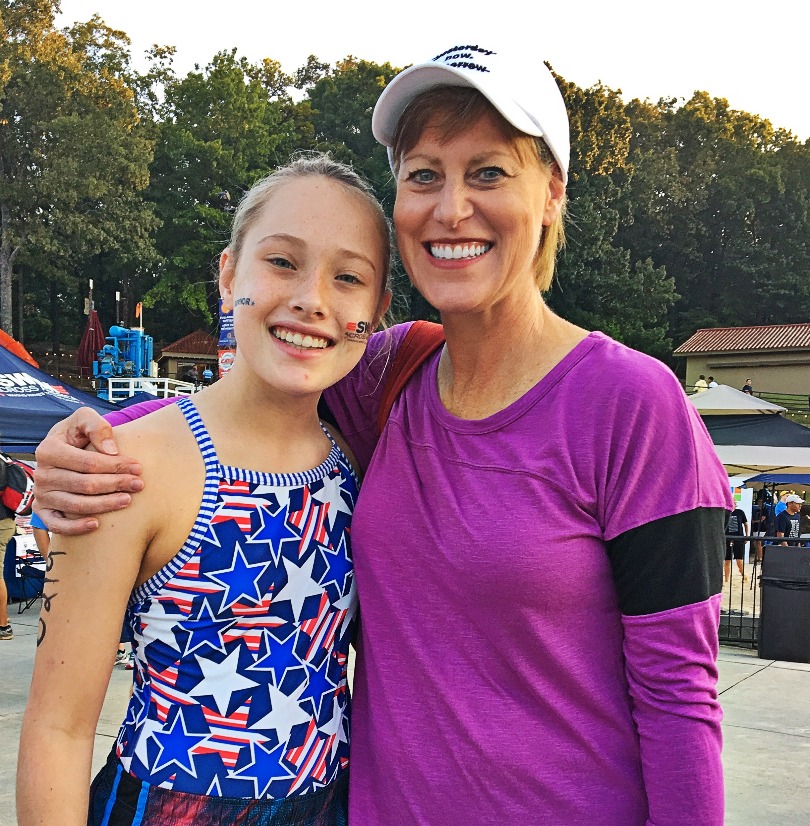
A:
219 249 235 313
542 172 566 227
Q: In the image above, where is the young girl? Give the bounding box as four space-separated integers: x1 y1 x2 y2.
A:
17 155 391 826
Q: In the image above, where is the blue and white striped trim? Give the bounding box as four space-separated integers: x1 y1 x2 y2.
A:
130 396 221 605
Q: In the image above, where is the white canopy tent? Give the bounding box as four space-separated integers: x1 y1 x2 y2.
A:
687 384 786 415
689 386 810 475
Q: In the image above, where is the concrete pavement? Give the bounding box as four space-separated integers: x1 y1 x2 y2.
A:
2 606 809 824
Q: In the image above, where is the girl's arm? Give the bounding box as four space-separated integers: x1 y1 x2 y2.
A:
17 436 158 825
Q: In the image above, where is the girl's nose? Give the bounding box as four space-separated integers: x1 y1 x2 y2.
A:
291 271 327 318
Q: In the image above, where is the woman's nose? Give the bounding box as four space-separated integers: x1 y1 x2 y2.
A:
433 182 473 228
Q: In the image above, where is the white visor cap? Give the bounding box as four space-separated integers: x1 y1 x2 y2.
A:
372 43 570 184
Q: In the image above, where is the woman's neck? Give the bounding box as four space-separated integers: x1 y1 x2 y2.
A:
437 292 587 420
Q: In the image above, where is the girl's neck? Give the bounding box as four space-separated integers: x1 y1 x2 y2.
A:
189 371 331 475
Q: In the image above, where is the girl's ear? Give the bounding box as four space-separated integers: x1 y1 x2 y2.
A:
219 249 235 313
374 289 393 327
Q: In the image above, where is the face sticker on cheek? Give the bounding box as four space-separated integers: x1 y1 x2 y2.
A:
345 321 372 342
234 297 256 307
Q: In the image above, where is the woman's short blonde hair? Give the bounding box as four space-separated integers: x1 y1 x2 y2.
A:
391 86 566 292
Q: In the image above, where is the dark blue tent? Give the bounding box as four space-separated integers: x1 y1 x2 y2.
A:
0 345 117 453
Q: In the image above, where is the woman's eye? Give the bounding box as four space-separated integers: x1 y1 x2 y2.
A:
336 273 362 285
405 168 437 184
476 167 506 182
268 256 294 269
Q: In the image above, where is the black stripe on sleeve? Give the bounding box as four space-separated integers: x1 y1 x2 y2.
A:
606 507 726 616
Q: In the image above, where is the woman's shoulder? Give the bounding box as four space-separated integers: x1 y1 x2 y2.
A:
113 398 187 450
326 323 417 415
581 332 684 400
94 401 203 535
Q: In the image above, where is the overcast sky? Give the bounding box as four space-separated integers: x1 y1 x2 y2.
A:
56 0 809 140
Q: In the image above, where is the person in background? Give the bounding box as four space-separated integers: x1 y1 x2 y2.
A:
694 374 709 392
741 378 754 395
724 506 748 582
776 494 803 546
751 492 768 562
708 376 718 388
29 511 50 559
33 42 731 826
774 491 790 518
0 454 34 641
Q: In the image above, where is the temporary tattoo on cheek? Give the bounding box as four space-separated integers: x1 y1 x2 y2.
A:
345 321 372 343
234 297 255 307
36 551 66 647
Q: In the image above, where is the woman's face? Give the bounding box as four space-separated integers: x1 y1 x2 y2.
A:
393 112 565 317
219 176 390 399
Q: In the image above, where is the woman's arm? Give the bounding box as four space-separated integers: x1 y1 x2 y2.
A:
595 356 732 826
17 437 158 825
607 509 726 826
34 401 171 535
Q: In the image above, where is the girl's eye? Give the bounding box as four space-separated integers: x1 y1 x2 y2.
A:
405 168 437 184
476 167 506 182
336 273 362 285
268 256 295 269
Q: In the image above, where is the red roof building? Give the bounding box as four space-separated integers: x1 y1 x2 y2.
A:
158 330 219 382
674 324 810 396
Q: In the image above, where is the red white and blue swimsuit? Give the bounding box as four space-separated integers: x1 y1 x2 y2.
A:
111 397 357 804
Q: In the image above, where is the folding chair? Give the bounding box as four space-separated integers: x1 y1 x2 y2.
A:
3 536 46 613
14 552 45 613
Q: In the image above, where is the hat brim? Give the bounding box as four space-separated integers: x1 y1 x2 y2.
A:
374 63 545 145
372 62 567 183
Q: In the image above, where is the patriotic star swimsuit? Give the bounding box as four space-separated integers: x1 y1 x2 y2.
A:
91 397 357 824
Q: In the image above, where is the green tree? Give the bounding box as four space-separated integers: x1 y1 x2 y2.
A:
619 93 810 349
142 49 294 340
306 56 423 321
0 1 156 339
548 76 677 357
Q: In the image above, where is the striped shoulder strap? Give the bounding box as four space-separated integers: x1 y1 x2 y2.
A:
375 321 445 437
175 396 220 472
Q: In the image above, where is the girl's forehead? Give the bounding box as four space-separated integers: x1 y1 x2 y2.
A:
255 177 378 228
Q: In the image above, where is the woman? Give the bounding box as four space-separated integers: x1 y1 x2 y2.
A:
18 155 392 825
34 44 731 825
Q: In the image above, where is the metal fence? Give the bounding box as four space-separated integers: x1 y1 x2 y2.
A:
719 534 761 647
717 533 808 647
100 376 197 403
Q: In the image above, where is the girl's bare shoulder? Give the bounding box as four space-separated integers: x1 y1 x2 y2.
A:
99 403 202 520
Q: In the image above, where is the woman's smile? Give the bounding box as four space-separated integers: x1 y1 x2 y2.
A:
426 241 493 261
270 325 332 350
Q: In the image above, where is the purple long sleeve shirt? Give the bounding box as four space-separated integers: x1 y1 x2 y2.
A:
325 326 731 825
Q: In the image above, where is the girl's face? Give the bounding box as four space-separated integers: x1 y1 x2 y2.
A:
219 176 390 399
393 111 565 317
